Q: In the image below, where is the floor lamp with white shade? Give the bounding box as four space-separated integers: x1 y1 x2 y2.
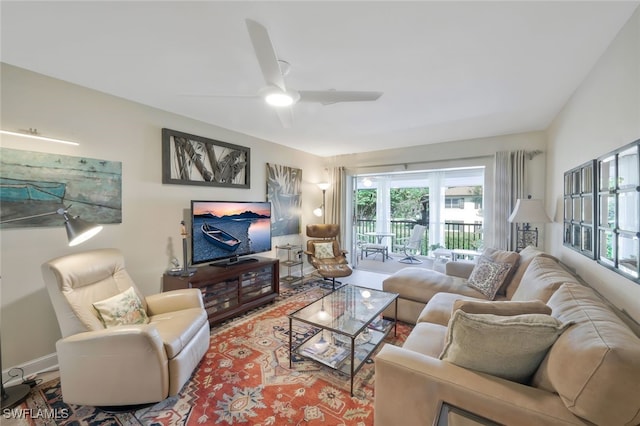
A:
313 182 331 224
1 207 103 409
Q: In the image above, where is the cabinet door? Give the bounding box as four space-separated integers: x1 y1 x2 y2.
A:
201 280 239 316
240 266 274 300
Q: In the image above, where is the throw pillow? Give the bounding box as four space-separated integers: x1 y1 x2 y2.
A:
314 242 335 259
482 248 520 296
439 310 571 383
453 299 552 316
466 255 513 300
93 287 149 328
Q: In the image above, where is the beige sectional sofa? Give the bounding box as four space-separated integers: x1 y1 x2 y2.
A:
375 247 640 426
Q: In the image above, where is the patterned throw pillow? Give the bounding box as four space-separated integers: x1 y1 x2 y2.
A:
93 287 149 328
467 255 513 300
314 242 335 259
440 310 571 383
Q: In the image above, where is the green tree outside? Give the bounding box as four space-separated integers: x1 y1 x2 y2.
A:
356 187 428 220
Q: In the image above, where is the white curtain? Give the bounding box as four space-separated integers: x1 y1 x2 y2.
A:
328 166 345 243
493 150 526 250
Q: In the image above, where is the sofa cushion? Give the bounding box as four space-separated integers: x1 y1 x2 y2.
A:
453 299 552 317
482 248 520 295
417 293 481 326
511 256 578 303
505 246 559 299
382 268 488 305
466 256 513 300
440 310 570 383
402 322 447 358
532 283 640 426
418 295 552 326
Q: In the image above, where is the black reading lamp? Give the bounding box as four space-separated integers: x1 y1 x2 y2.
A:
1 207 103 409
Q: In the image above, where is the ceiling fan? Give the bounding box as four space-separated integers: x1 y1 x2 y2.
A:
237 19 383 127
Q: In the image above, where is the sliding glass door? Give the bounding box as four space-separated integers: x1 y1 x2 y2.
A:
349 167 484 267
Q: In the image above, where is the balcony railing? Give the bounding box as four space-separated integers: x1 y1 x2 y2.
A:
356 219 483 256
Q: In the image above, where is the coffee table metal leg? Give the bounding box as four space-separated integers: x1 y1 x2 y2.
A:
350 336 355 396
394 298 398 337
289 317 293 368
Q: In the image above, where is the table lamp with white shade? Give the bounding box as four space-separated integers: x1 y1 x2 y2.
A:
508 197 552 251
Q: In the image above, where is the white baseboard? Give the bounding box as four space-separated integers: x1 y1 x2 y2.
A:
2 352 58 386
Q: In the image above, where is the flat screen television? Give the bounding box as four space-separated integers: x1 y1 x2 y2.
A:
190 200 272 266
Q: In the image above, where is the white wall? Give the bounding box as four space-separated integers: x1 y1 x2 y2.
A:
0 64 326 369
547 8 640 321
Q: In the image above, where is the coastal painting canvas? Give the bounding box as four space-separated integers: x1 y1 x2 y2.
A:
266 163 302 236
0 148 122 228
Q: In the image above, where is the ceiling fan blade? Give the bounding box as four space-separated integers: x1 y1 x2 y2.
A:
245 19 286 92
274 106 294 128
298 90 383 105
179 93 260 99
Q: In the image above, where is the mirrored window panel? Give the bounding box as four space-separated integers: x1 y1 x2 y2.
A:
598 229 615 266
581 165 593 193
599 155 616 191
572 224 581 249
618 233 639 278
564 222 571 245
598 194 615 228
618 146 638 189
619 191 639 231
596 139 640 283
564 198 572 221
582 196 593 224
581 226 593 253
564 160 596 258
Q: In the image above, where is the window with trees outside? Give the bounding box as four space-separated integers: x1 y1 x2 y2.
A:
354 167 484 259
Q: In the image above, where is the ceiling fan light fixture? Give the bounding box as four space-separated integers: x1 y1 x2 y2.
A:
262 87 300 107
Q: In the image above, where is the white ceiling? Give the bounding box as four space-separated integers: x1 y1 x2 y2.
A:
1 1 637 157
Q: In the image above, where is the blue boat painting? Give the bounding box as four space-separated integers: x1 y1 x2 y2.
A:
0 177 66 202
0 147 122 228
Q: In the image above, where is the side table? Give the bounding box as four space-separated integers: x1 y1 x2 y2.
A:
277 244 304 285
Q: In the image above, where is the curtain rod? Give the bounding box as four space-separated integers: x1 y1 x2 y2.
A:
526 150 543 160
343 150 544 173
345 153 494 171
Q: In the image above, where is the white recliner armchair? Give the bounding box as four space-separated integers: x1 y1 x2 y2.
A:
41 248 210 406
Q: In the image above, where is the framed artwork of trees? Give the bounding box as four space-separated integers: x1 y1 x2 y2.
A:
162 128 250 188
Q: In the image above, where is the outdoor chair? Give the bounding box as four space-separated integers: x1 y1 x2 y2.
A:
396 224 426 263
357 233 388 262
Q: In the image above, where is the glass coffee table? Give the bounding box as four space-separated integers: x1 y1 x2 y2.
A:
288 284 398 396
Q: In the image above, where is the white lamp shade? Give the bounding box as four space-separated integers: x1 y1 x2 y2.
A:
317 182 330 191
65 216 103 246
508 199 552 224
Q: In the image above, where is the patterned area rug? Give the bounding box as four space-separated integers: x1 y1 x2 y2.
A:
13 281 411 425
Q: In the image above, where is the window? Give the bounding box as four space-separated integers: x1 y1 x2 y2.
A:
352 167 485 260
445 197 464 209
